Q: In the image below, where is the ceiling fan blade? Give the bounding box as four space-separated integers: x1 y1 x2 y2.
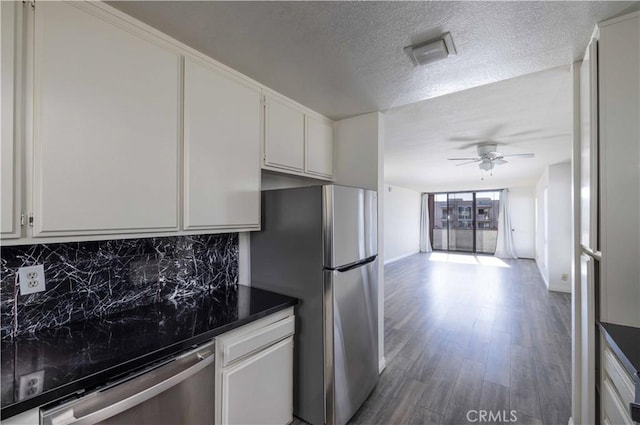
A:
457 140 509 151
449 137 480 142
505 133 571 143
448 157 480 161
455 159 482 166
493 159 508 165
485 124 504 139
502 153 535 158
501 129 542 138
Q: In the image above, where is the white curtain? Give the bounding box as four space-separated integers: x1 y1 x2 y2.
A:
494 189 518 259
419 193 432 253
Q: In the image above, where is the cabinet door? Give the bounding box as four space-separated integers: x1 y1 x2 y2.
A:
264 95 304 172
599 13 640 327
183 58 260 230
1 1 20 238
221 337 293 425
305 115 334 179
32 2 180 236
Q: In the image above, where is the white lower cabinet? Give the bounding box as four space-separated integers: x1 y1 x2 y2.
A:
221 337 293 425
601 337 637 425
1 407 39 425
215 308 295 425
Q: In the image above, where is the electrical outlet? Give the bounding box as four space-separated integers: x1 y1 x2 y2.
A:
18 264 46 295
18 370 44 400
561 273 569 281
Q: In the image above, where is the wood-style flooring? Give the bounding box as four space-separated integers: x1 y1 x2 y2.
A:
297 252 572 425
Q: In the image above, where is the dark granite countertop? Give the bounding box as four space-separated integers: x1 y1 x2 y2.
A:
600 322 640 377
0 285 297 419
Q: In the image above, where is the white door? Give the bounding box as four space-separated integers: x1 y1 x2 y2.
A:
183 57 261 230
580 253 597 425
577 38 599 425
264 95 304 172
32 2 180 236
221 337 293 425
580 39 599 251
305 115 334 179
1 1 19 238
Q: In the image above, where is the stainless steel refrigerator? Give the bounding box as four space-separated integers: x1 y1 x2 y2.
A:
250 185 379 425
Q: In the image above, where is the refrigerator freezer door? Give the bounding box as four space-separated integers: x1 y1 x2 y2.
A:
324 186 378 269
325 258 378 425
580 253 597 425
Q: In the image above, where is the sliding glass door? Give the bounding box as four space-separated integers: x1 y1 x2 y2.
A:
430 190 501 254
448 192 474 252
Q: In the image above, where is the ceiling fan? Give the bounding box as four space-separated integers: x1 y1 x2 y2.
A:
448 143 535 170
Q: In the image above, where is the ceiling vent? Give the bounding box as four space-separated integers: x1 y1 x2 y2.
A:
404 32 457 66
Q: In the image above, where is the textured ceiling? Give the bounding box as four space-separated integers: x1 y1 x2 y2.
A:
384 65 574 192
110 1 637 120
109 1 637 192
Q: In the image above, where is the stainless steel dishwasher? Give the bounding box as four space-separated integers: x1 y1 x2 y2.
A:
41 340 215 425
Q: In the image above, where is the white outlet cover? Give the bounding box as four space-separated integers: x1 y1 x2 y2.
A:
18 264 46 295
18 370 44 400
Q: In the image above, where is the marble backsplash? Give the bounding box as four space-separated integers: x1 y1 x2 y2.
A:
0 234 239 339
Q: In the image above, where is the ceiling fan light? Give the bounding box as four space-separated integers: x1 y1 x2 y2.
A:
479 161 493 171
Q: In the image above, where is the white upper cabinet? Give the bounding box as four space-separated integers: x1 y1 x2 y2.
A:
305 115 334 179
263 93 334 180
32 2 180 236
264 94 305 172
1 1 334 244
183 57 261 231
1 1 20 238
598 12 640 328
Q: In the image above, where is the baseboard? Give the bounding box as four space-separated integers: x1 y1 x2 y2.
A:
378 356 386 373
384 251 419 265
549 284 572 294
535 259 550 289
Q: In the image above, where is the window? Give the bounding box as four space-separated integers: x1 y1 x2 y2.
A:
429 191 501 254
458 206 471 220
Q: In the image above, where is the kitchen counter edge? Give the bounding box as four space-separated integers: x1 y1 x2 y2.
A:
1 287 297 420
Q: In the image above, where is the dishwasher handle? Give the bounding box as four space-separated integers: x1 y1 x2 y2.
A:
42 342 215 425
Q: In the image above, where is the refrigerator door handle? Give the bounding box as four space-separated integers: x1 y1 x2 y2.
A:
582 246 602 260
334 255 377 273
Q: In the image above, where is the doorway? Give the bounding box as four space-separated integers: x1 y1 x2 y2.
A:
430 190 501 254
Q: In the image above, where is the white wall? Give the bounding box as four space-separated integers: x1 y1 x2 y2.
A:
334 113 381 192
238 232 251 285
335 112 386 373
536 161 572 292
548 162 573 292
383 185 421 264
535 168 549 284
508 186 536 259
